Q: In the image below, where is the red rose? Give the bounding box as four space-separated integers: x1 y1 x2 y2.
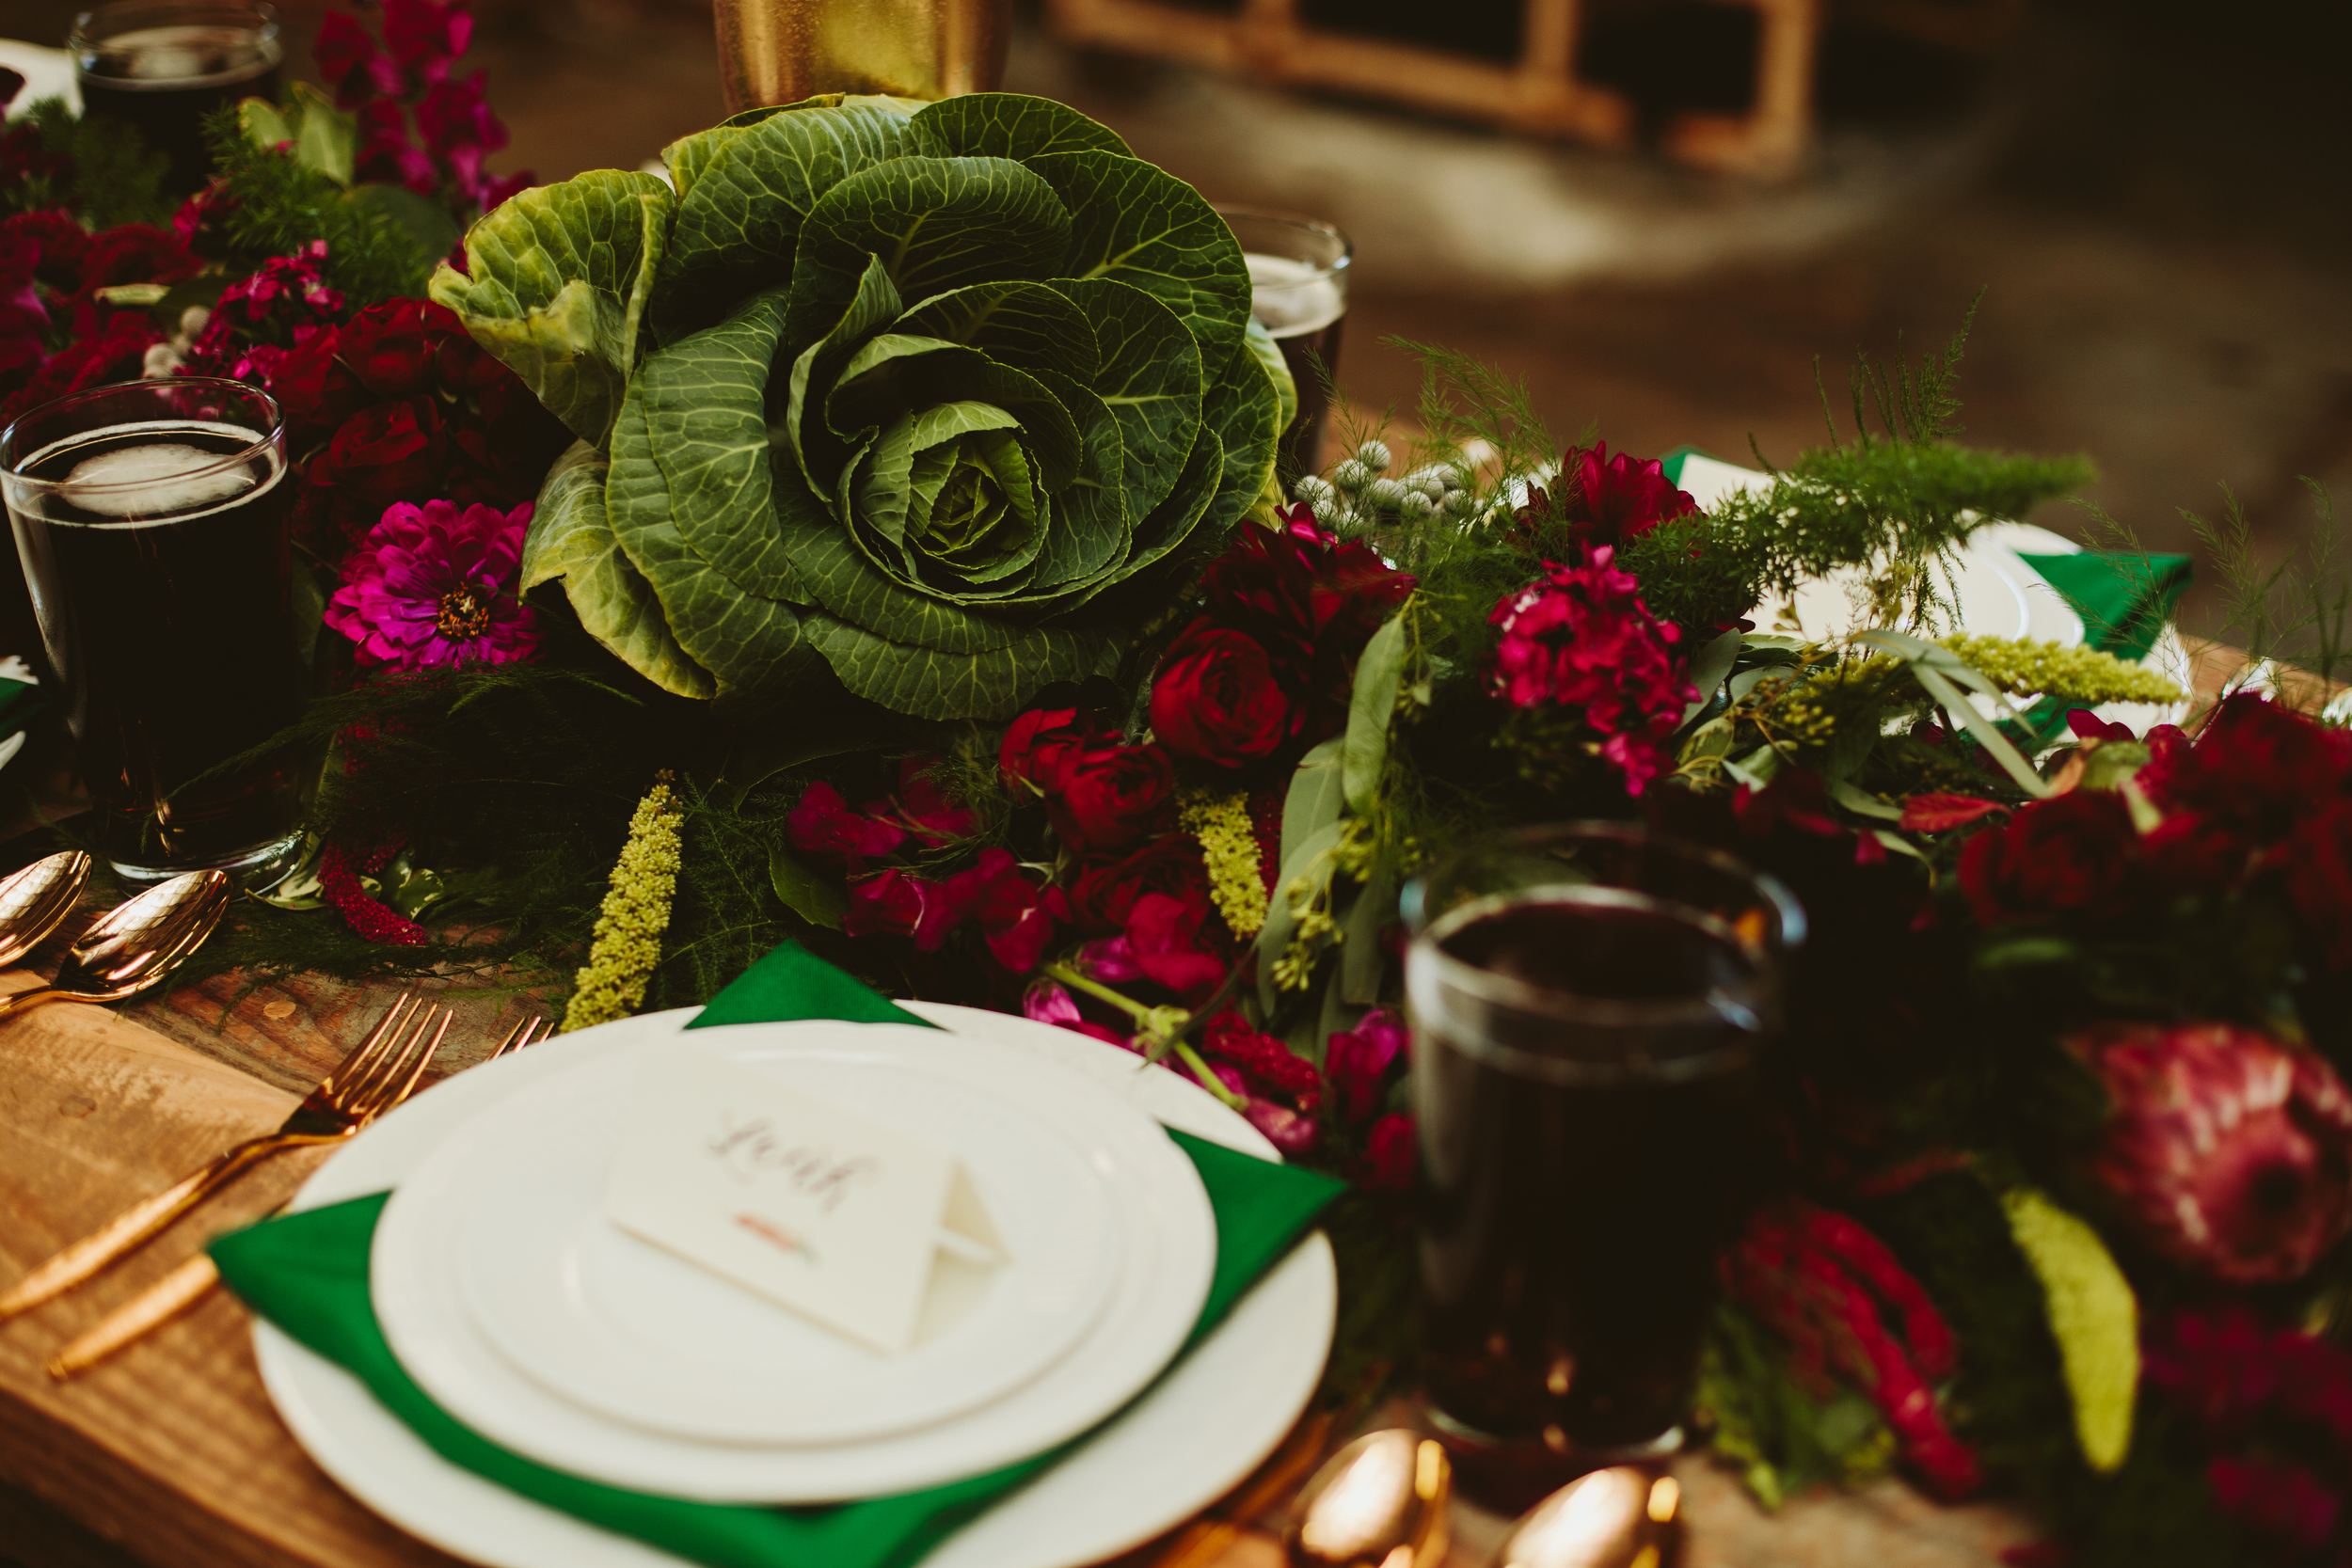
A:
1048 741 1174 853
1956 788 2142 926
1150 624 1291 769
2143 811 2256 898
844 867 973 950
317 395 448 506
335 299 447 397
1123 891 1227 995
1064 833 1211 937
272 328 366 451
1000 707 1089 798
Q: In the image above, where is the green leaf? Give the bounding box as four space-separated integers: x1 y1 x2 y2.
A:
655 97 914 338
1341 852 1397 1006
430 169 675 445
1208 325 1282 531
723 718 887 810
895 280 1099 379
1244 315 1297 436
1280 736 1346 874
1259 817 1344 1013
905 93 1133 161
1343 611 1409 814
1026 150 1252 371
522 440 717 699
1054 277 1200 524
280 83 358 186
790 155 1073 347
771 845 849 928
344 182 461 268
800 609 1106 720
1679 626 1744 725
1824 776 1903 821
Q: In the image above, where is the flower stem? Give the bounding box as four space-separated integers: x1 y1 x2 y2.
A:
1172 1037 1250 1111
1041 961 1151 1021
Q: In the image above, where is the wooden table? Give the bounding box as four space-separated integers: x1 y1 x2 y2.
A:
0 944 2033 1568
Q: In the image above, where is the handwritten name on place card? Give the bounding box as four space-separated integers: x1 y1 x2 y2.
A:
604 1048 1004 1354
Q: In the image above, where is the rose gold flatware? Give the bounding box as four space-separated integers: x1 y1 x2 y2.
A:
44 1011 550 1378
0 867 230 1025
1284 1429 1452 1568
0 850 92 969
2 994 446 1323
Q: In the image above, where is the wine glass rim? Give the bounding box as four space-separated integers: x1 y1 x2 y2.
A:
72 0 280 31
1 377 284 496
1214 204 1353 278
1403 819 1805 1031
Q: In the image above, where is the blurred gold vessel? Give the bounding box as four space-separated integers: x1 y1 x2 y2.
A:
713 0 1009 114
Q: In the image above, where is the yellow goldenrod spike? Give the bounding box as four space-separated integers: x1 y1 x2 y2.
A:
2001 1186 2138 1473
561 774 685 1034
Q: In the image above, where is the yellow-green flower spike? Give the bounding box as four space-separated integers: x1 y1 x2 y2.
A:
2001 1187 2138 1473
561 774 684 1034
1940 636 2184 706
1179 785 1268 939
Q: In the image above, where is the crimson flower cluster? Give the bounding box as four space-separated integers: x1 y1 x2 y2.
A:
272 296 569 554
2144 1307 2352 1560
179 241 344 386
1148 504 1414 771
0 209 198 426
1488 545 1697 796
787 763 1060 974
1960 695 2352 963
313 0 528 216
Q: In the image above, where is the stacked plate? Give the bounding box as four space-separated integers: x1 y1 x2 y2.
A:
256 1002 1340 1568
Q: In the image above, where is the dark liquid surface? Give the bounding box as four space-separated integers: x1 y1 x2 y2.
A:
9 421 304 870
1414 899 1764 1498
1271 315 1345 482
78 25 280 198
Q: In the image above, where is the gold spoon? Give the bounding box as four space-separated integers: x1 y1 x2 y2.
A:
1286 1430 1453 1568
1492 1466 1681 1568
0 850 93 969
0 869 231 1024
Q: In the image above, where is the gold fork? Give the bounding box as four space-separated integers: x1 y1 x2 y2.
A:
0 995 449 1323
45 1012 551 1378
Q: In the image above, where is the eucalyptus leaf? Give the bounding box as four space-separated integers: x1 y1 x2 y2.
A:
1826 776 1904 821
1342 852 1398 1006
771 845 848 928
1259 817 1344 1014
1279 736 1345 874
1680 626 1745 725
1343 612 1409 815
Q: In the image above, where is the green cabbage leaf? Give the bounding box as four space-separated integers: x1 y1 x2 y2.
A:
434 93 1289 720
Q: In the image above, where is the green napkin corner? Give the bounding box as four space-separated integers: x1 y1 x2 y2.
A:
215 942 1345 1568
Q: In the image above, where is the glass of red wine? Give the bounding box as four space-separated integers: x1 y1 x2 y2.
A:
1404 822 1804 1510
1215 206 1351 484
69 0 282 201
2 378 307 885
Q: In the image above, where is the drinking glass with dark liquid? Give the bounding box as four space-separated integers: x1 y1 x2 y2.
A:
3 379 308 884
1404 823 1804 1509
1216 207 1350 483
70 0 282 200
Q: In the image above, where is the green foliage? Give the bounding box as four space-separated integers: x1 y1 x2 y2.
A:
6 96 172 229
2184 478 2350 692
1695 1301 1896 1510
203 105 434 308
433 93 1288 721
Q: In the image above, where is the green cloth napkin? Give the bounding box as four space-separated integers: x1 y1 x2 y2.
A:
214 943 1346 1568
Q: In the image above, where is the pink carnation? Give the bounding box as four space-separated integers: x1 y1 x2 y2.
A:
326 499 537 671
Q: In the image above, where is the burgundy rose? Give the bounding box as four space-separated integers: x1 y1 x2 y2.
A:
2144 692 2351 843
1525 440 1700 549
1048 741 1174 853
335 297 449 396
1122 892 1226 995
2287 799 2352 970
845 867 974 951
1149 624 1291 770
999 707 1089 798
2143 811 2256 899
316 395 448 507
1063 833 1212 937
2070 1020 2352 1284
881 756 977 847
1956 788 2141 926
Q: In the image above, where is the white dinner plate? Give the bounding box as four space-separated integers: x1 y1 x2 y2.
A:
370 1024 1209 1498
254 1003 1338 1568
382 1027 1127 1449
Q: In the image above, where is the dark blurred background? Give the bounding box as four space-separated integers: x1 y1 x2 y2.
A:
5 0 2349 637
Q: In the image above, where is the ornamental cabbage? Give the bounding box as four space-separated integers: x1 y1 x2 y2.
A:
428 92 1292 719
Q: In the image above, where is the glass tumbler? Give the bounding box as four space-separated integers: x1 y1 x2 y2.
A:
70 0 282 200
1405 822 1804 1507
1216 206 1352 483
3 378 308 884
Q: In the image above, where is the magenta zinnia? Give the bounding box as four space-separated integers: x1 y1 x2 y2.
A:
326 498 537 671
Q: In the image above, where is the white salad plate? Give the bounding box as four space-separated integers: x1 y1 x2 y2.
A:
369 1023 1208 1500
255 1003 1339 1568
379 1026 1128 1450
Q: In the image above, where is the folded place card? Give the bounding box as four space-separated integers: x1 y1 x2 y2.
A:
604 1047 1007 1354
